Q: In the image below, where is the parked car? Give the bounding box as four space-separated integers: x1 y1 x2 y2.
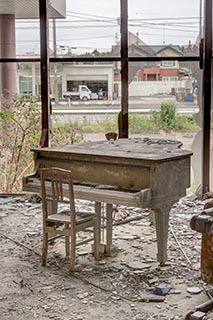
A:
63 85 91 101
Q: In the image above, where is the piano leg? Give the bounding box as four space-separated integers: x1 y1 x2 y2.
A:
154 203 173 265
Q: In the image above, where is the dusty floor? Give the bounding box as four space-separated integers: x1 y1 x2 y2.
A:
0 194 213 320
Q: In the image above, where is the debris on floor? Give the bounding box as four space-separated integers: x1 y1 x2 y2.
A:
0 193 213 320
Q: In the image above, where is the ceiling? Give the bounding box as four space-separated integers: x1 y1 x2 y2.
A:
0 0 66 19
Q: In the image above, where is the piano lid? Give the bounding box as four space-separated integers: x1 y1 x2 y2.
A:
32 138 192 162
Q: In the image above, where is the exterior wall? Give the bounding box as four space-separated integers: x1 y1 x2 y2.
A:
129 80 180 97
160 69 181 77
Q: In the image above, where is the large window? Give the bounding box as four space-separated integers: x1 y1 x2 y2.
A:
0 0 211 192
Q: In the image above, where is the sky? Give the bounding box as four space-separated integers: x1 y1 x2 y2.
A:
16 0 202 55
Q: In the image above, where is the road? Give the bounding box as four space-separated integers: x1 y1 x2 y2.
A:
52 96 199 116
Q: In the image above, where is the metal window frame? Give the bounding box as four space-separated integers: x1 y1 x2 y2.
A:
0 0 211 193
202 0 212 193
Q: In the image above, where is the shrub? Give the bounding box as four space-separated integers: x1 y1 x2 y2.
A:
157 101 177 130
0 93 41 193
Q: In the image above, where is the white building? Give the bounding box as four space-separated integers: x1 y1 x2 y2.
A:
17 61 114 100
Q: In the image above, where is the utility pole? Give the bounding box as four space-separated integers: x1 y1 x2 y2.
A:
163 21 167 45
200 0 203 38
115 32 119 44
53 19 58 104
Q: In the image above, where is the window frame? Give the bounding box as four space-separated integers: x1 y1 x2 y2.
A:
0 0 211 193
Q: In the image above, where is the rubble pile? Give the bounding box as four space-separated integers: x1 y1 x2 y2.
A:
0 193 213 320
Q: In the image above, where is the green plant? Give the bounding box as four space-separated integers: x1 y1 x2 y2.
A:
52 115 117 134
175 115 199 132
129 113 160 133
152 101 177 130
0 93 41 193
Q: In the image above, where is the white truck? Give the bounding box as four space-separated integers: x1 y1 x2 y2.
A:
63 85 91 101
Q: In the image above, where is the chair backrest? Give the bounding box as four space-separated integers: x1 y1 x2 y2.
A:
40 167 76 222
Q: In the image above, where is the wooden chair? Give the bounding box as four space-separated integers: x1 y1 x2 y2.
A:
40 167 100 271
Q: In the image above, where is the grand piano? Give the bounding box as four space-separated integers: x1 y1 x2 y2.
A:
23 137 192 264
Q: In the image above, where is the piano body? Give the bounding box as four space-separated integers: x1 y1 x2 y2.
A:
23 138 192 264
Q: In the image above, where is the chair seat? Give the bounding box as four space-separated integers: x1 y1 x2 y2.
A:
47 210 97 224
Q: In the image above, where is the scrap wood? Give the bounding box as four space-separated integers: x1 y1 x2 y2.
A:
196 298 213 313
100 213 144 227
185 298 213 319
137 294 165 302
169 223 192 266
112 207 129 222
113 214 143 226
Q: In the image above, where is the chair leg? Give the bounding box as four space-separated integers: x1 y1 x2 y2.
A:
65 236 70 256
95 202 102 244
65 223 70 256
70 231 76 272
94 217 100 261
105 203 113 256
42 232 48 266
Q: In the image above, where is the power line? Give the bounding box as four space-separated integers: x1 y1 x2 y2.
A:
129 16 202 21
66 10 117 21
129 23 198 33
15 15 202 24
16 24 198 33
16 35 115 43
